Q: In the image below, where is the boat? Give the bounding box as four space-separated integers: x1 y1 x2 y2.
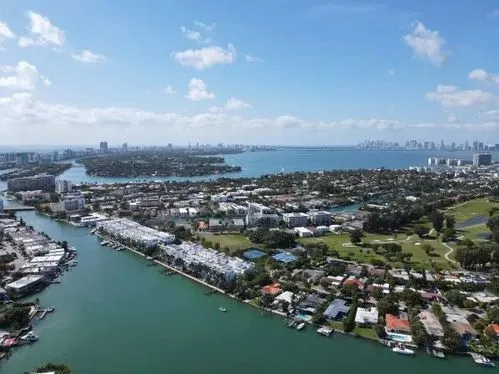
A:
218 307 227 312
296 322 306 331
20 331 38 343
432 350 445 359
90 229 97 234
317 326 333 337
287 320 298 328
100 241 108 246
116 246 124 251
470 353 495 367
392 344 415 355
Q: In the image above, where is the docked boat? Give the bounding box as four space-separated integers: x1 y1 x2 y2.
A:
470 353 495 367
90 229 97 234
116 246 124 251
100 241 108 246
218 307 227 312
287 320 298 328
296 322 306 331
317 326 333 337
20 331 39 343
392 344 415 355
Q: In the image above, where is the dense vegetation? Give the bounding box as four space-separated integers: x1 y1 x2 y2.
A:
78 153 241 177
0 163 71 181
249 228 297 249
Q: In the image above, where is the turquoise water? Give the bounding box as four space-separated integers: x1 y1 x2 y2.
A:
0 209 488 373
57 149 486 184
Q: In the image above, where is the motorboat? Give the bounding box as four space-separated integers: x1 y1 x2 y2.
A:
392 344 415 355
470 353 495 367
296 322 306 331
219 307 227 312
20 331 39 343
317 326 333 337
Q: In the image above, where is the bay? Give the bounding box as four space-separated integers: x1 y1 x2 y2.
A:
57 149 489 184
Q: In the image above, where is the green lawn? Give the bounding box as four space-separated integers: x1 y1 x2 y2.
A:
200 233 256 254
298 232 453 269
445 198 499 223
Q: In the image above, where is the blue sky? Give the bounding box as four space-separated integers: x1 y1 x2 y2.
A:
0 0 499 146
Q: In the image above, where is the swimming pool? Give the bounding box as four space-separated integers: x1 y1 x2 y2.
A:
386 332 413 343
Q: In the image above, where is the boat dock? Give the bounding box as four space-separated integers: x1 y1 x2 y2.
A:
37 307 55 320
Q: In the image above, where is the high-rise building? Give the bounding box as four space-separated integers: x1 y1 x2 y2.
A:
100 141 108 153
7 174 56 192
122 142 128 151
473 153 492 167
55 180 73 194
473 140 479 151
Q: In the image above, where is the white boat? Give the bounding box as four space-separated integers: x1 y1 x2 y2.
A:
296 322 306 331
100 241 108 246
470 353 495 367
90 229 97 234
392 346 415 355
116 246 124 251
219 307 227 312
20 331 39 342
317 326 333 337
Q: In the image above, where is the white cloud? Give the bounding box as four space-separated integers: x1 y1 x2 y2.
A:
185 78 215 101
245 54 263 63
19 11 65 48
71 49 106 63
468 68 499 85
403 21 447 67
162 84 176 95
0 61 51 91
0 21 16 47
180 26 202 42
425 85 493 108
388 69 396 76
193 21 215 32
469 69 488 81
2 92 499 145
210 97 251 112
172 44 236 70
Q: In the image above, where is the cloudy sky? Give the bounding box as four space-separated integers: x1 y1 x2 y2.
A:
1 0 499 146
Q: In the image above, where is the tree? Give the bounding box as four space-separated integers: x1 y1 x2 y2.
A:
445 215 456 230
414 225 430 238
349 229 364 245
430 211 445 232
214 242 220 250
375 323 386 338
32 363 71 374
442 228 456 242
422 244 434 255
445 289 466 307
376 295 398 317
343 301 358 333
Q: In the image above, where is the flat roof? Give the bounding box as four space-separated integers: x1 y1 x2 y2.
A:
6 275 44 290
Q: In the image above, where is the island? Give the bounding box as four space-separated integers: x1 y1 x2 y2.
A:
0 163 72 181
77 153 242 177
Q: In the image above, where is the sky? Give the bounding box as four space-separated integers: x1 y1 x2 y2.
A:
0 0 499 146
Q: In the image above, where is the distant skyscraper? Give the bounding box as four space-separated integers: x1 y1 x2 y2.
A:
473 140 479 151
100 141 108 153
122 142 128 151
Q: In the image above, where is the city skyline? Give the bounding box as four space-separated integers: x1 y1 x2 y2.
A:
1 1 499 145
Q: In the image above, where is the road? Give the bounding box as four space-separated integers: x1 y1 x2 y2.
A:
442 241 458 264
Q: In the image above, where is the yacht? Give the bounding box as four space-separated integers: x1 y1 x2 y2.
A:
296 322 306 331
317 326 333 337
20 331 39 343
470 353 495 367
392 344 415 355
219 307 227 312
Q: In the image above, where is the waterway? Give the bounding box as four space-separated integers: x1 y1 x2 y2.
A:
57 149 491 184
0 203 488 373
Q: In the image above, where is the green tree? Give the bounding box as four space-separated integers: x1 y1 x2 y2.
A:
414 225 430 238
445 215 456 230
343 301 358 333
430 211 445 232
349 229 364 245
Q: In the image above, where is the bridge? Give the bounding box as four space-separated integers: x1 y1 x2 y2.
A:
3 206 36 212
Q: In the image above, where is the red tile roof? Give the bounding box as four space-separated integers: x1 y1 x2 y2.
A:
342 278 364 290
487 324 499 335
385 314 410 332
261 283 282 296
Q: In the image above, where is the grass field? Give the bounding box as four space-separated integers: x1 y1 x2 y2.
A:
200 233 256 254
445 198 499 223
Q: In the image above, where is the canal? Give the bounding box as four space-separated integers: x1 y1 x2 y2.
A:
0 208 488 373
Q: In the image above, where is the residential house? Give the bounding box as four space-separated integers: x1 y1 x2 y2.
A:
385 314 411 334
419 310 444 337
355 307 379 326
323 299 350 320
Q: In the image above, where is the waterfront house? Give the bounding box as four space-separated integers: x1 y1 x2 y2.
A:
419 310 444 337
323 299 350 321
453 322 478 346
385 314 411 334
486 324 499 342
296 294 327 315
261 283 282 296
355 307 379 326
